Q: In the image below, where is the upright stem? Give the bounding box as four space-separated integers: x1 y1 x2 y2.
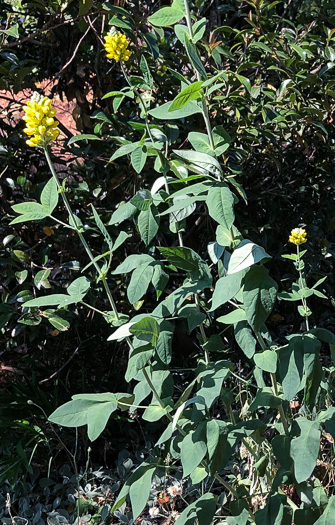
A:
183 0 216 153
44 148 119 320
256 332 289 436
121 61 155 144
297 245 310 331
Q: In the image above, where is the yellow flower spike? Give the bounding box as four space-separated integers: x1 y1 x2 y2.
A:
22 92 60 148
103 29 132 62
288 227 307 245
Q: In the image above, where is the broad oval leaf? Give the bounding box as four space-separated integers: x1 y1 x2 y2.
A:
227 240 271 274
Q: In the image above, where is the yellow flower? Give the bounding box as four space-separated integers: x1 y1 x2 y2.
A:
22 92 60 148
289 227 307 245
104 30 131 62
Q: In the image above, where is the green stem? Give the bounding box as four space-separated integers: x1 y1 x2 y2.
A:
121 61 155 144
44 147 120 321
194 294 209 364
143 366 239 498
183 0 216 153
49 215 74 229
80 301 108 317
256 332 289 436
297 244 310 331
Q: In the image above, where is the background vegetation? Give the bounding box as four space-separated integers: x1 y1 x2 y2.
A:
1 0 335 524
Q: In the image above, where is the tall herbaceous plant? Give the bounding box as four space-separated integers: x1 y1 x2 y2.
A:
12 0 335 523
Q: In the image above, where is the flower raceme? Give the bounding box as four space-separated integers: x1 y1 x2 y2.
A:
289 227 307 245
104 30 131 61
22 92 59 148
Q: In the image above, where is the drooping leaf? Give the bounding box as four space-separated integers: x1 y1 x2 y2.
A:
127 263 154 303
206 183 235 229
243 265 277 332
129 465 156 520
180 422 207 477
175 493 216 525
138 205 160 246
290 417 321 483
234 321 257 358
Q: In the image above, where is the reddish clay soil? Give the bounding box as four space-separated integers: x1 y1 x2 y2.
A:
1 79 78 134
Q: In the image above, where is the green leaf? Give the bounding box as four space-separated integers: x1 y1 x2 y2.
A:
148 6 184 27
179 305 206 332
91 205 114 250
48 316 70 331
188 132 213 156
48 394 119 441
243 265 277 332
208 241 224 264
314 496 335 524
0 24 19 38
111 142 138 161
11 202 48 224
272 435 293 471
175 24 189 44
216 224 243 248
130 189 152 211
249 387 281 411
278 334 320 401
34 269 51 290
138 206 159 246
131 146 147 174
127 263 154 303
160 195 199 218
254 350 277 373
206 183 235 228
129 465 156 520
151 263 169 300
169 81 204 112
130 317 160 347
158 246 206 277
181 422 207 477
67 277 90 298
255 494 291 525
217 309 247 324
192 17 207 43
125 346 155 382
40 177 58 214
113 254 154 274
24 294 78 308
68 134 102 145
175 493 216 525
149 100 202 120
197 360 231 408
139 54 153 88
290 417 321 483
111 460 157 514
173 149 222 173
228 240 271 274
16 270 28 284
25 276 89 308
156 321 173 364
234 321 257 358
184 34 207 79
109 201 138 225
